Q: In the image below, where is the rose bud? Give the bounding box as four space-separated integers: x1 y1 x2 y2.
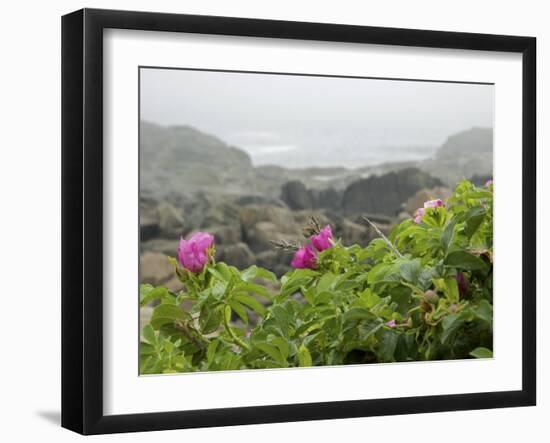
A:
177 232 214 273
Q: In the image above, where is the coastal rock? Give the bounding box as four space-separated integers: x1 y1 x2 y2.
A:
342 167 442 216
140 251 173 286
157 202 185 237
216 242 256 269
280 180 314 210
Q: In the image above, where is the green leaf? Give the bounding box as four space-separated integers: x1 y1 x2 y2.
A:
377 329 398 362
200 305 222 334
271 305 291 337
270 336 290 360
441 313 464 344
150 304 189 330
229 300 249 324
469 347 493 359
256 343 286 365
298 344 313 367
464 206 486 238
142 324 157 346
368 263 400 285
398 259 422 285
441 220 456 252
444 277 460 303
140 285 176 306
344 307 377 323
474 299 493 324
207 340 219 365
316 272 337 293
361 289 380 309
233 293 267 316
444 251 489 273
358 317 383 341
241 265 276 282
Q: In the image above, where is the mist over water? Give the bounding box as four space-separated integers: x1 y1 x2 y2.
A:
140 68 494 169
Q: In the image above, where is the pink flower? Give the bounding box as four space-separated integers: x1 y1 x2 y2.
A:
291 244 317 269
413 207 425 224
177 232 214 273
311 225 333 252
385 319 397 328
485 179 493 187
424 199 444 208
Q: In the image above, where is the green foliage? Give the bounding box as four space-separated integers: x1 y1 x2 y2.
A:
140 179 493 373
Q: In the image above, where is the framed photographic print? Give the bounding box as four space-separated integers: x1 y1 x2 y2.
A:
61 8 536 435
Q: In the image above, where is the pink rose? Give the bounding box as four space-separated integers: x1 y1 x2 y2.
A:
385 319 397 328
485 179 493 187
413 207 425 224
311 225 333 252
424 199 444 208
177 232 214 273
291 244 317 269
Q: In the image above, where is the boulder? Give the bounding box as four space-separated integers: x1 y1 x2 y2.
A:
256 249 293 276
244 221 301 253
141 238 178 256
204 224 242 245
216 242 256 269
280 180 314 210
342 167 443 216
157 202 185 237
139 198 160 241
140 251 173 286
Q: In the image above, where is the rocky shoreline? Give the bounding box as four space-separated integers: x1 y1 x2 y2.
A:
139 122 492 289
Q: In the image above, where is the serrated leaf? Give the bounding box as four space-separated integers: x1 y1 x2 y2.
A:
142 324 157 346
233 293 267 316
200 305 222 334
444 251 489 273
150 304 189 330
441 313 464 344
464 206 486 238
377 329 398 362
229 300 249 324
474 299 493 324
256 343 286 365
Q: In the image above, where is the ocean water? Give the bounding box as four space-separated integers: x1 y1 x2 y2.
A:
224 130 438 170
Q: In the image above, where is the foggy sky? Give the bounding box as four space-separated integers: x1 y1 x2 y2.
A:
140 67 494 168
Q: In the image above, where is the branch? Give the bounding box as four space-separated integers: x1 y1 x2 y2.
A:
361 215 404 259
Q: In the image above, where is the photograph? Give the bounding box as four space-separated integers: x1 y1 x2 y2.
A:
138 67 495 374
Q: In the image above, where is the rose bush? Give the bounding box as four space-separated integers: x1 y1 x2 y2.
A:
140 179 493 374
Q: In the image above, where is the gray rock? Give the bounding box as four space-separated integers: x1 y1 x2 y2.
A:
140 251 173 286
342 167 442 216
158 202 185 237
216 243 256 269
280 180 314 210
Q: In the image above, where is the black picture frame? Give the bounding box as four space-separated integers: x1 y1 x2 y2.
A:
61 8 537 435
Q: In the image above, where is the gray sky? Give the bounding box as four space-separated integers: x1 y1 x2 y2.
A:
140 68 494 169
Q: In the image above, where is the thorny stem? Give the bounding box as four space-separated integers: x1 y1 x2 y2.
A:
223 306 251 351
175 321 207 351
361 215 404 259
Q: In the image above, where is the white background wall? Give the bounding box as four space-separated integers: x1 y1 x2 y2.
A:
0 0 546 441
